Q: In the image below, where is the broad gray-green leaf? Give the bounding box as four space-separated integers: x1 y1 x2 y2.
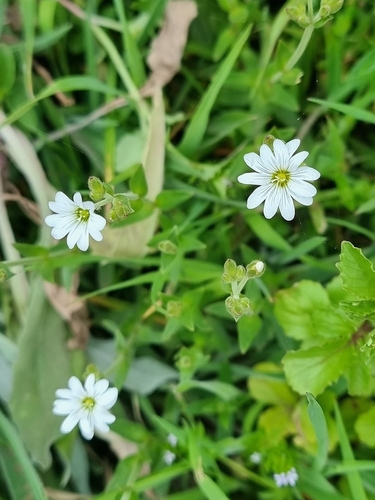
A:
282 340 351 396
336 241 375 300
9 278 71 468
275 280 330 340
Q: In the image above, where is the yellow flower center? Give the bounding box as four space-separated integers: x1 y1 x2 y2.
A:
82 396 96 411
76 208 90 222
271 169 291 187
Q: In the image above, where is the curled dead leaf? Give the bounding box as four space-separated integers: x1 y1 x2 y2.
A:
141 0 198 96
43 279 90 350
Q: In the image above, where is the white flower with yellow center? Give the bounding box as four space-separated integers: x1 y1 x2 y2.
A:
53 374 118 440
238 139 320 221
45 192 106 251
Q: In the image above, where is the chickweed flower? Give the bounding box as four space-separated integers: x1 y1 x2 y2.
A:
249 451 262 464
45 192 106 251
163 450 176 465
238 139 320 221
53 374 118 440
167 433 178 447
273 467 299 488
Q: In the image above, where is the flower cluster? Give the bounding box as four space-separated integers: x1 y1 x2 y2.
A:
238 138 320 221
163 433 178 465
273 467 299 488
53 374 118 440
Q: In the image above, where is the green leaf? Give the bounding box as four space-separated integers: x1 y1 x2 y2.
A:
129 164 148 197
355 406 375 448
9 278 71 468
245 213 291 252
282 340 352 396
311 307 355 340
248 362 297 406
237 314 262 353
278 236 326 264
274 281 331 341
177 380 241 401
178 24 252 156
340 300 375 318
0 44 15 100
156 190 193 210
336 241 375 300
306 393 329 471
0 411 48 500
344 348 372 396
309 97 375 125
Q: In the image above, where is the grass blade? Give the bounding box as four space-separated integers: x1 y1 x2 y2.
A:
306 393 329 471
334 401 368 500
178 24 252 157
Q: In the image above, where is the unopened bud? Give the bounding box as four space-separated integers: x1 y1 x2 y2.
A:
88 176 106 202
223 259 246 283
225 295 252 322
167 300 183 318
320 0 344 15
0 266 13 283
158 240 177 255
108 195 134 222
286 2 310 28
246 260 266 279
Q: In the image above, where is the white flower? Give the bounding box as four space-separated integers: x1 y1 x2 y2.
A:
45 191 106 251
273 467 299 487
163 450 176 465
238 139 320 221
53 374 118 440
249 451 262 464
167 433 178 447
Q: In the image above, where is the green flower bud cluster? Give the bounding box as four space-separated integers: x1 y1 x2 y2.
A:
107 195 134 223
286 0 344 28
285 1 309 28
166 300 183 318
87 177 136 223
222 258 266 322
175 345 210 381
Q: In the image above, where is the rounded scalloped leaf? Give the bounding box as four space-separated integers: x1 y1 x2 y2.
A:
355 406 375 447
248 362 298 405
336 241 375 300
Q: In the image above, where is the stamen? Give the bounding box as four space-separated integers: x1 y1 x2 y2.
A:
76 208 90 222
271 169 291 187
82 396 96 410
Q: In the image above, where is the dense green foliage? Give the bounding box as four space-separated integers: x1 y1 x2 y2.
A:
2 0 375 499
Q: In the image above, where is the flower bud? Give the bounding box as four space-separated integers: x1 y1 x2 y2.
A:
167 300 183 318
285 1 310 28
225 295 252 322
108 195 134 222
319 0 344 15
246 260 266 279
88 176 106 202
158 240 178 255
0 266 13 283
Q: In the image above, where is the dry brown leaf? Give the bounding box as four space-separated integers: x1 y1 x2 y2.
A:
44 279 90 350
141 0 198 96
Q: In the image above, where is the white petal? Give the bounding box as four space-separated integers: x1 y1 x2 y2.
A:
73 192 84 207
288 151 309 171
53 400 80 415
279 190 295 221
51 218 80 240
55 388 73 399
294 166 320 180
243 152 270 173
237 172 269 186
94 409 116 424
90 212 107 230
290 191 313 206
246 184 273 209
84 374 96 395
60 412 80 434
259 144 277 171
79 417 94 440
45 214 59 228
289 179 317 197
76 227 90 251
68 376 85 397
67 223 87 250
81 200 96 211
87 220 105 242
93 379 109 397
263 186 281 219
273 139 290 169
94 419 110 433
97 387 118 409
285 139 300 156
